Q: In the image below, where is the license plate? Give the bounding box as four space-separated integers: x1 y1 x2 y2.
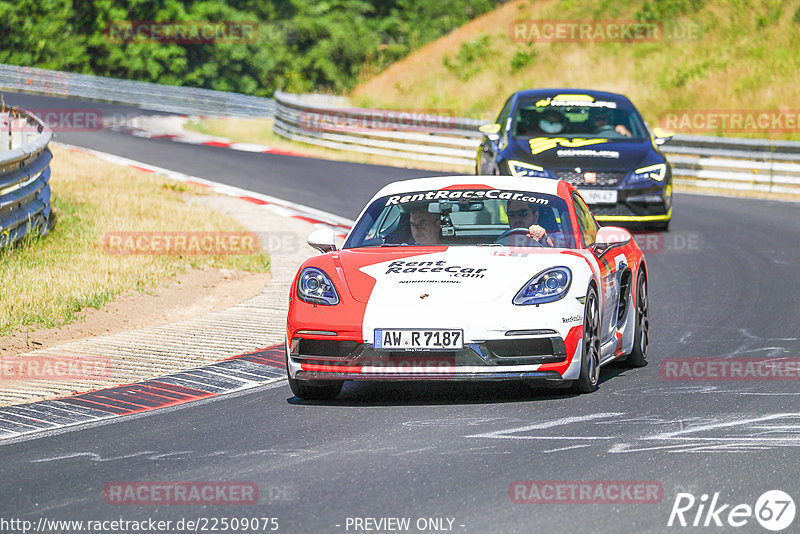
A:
374 329 463 351
578 189 618 204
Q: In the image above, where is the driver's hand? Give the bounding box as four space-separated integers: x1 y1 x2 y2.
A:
527 225 554 246
527 225 547 241
616 125 632 137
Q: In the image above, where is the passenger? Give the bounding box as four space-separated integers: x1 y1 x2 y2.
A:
590 108 632 138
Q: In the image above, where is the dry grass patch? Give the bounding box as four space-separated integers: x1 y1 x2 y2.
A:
0 145 270 336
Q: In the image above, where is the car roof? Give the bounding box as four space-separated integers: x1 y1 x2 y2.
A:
509 89 636 109
370 176 565 200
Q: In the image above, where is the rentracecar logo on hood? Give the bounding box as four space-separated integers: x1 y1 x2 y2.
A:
529 137 609 155
385 260 486 278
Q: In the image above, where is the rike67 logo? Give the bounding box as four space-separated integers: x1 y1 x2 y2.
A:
668 490 795 531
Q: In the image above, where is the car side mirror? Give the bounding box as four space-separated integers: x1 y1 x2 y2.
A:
479 123 501 142
307 227 337 253
592 226 631 257
652 127 674 146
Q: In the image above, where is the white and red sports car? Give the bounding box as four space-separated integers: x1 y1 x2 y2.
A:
286 177 649 399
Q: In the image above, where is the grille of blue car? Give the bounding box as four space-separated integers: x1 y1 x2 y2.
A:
554 170 625 187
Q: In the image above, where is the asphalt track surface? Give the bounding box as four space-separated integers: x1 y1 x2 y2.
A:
3 92 800 533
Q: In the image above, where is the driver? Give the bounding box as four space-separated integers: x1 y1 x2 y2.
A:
506 200 555 247
409 205 443 245
590 108 632 138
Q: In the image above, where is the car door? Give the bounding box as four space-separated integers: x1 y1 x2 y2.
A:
573 193 619 344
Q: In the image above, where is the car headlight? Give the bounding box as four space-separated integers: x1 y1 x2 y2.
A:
508 160 549 178
631 163 667 182
297 267 339 305
513 267 572 305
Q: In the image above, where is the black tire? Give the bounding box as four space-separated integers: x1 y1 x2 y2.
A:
572 285 601 393
288 374 343 400
285 347 343 400
649 220 670 232
626 270 649 368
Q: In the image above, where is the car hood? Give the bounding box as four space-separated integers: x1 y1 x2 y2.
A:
509 136 652 171
334 246 587 305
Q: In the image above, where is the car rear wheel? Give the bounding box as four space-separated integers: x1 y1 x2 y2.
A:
625 270 649 368
572 286 601 393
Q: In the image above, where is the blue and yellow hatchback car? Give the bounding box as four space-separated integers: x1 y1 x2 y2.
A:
477 89 673 230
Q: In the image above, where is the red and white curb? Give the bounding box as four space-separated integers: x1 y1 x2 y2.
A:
0 346 287 442
109 114 312 158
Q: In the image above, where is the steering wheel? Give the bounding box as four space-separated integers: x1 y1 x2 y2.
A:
494 227 544 247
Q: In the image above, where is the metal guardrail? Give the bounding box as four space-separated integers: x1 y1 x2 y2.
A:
0 108 53 248
273 91 484 166
0 64 275 118
274 92 800 195
661 135 800 194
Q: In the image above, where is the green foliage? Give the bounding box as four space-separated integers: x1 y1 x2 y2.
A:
510 47 536 72
0 0 503 96
634 0 705 21
443 35 493 81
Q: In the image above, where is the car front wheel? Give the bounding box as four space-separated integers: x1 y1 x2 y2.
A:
572 285 601 393
625 270 649 368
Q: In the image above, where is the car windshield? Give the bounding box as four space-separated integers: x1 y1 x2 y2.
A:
510 97 648 140
343 188 577 249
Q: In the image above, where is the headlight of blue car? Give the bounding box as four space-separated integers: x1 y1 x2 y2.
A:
630 163 667 183
508 160 550 178
297 267 340 305
513 267 572 305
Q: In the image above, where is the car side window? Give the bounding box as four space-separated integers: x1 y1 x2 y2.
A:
572 193 599 247
495 97 513 135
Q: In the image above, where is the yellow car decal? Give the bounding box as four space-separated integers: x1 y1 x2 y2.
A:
529 137 609 155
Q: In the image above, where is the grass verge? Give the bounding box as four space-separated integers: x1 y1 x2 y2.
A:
0 145 270 336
